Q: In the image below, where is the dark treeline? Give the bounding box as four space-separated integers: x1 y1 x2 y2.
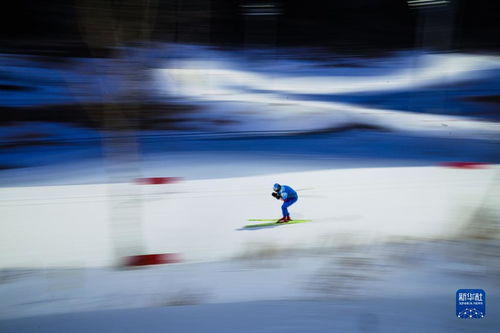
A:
0 0 499 55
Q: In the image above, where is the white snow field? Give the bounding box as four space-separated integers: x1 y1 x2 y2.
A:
1 165 500 331
0 240 499 331
1 165 498 268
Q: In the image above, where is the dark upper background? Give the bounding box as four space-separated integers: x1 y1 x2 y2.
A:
1 0 500 175
0 0 499 57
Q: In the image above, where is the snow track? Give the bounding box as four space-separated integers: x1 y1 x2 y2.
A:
1 165 497 268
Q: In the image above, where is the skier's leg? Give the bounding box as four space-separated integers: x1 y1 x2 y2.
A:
283 198 297 220
281 202 289 217
281 197 297 217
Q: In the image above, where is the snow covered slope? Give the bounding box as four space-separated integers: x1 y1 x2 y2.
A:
1 165 497 268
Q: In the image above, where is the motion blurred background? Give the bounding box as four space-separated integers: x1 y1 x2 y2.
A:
1 1 500 332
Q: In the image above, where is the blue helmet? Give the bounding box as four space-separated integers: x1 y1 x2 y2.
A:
273 183 281 192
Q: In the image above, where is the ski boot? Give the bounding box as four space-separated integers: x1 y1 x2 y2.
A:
277 217 288 223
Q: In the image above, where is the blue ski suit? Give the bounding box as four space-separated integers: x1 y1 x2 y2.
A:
279 185 298 217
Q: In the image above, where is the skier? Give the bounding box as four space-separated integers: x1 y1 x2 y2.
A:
272 183 298 223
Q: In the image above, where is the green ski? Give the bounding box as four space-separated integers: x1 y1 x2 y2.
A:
244 219 312 228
